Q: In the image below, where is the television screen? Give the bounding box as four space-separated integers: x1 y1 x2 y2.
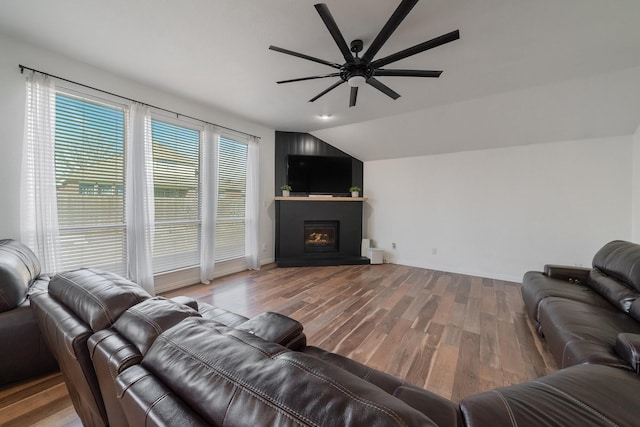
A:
287 155 352 195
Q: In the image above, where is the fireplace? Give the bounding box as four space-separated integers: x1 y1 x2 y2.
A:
304 221 339 253
275 199 368 267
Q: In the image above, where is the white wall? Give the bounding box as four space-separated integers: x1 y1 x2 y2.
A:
364 137 634 282
0 33 276 278
633 124 640 243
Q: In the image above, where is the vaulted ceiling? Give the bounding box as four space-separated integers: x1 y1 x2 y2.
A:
1 0 639 160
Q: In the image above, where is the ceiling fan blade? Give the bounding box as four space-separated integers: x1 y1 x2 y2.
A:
367 77 401 100
370 30 460 69
269 45 341 69
314 3 354 63
374 69 442 78
349 86 358 107
361 0 419 63
277 73 341 84
309 80 346 102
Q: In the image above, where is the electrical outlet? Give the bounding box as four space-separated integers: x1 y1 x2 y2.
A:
392 243 396 249
432 248 438 255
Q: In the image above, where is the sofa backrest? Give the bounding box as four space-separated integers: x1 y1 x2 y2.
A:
0 239 41 312
589 240 640 312
49 268 150 330
90 297 201 427
128 317 440 427
31 268 150 427
592 240 640 291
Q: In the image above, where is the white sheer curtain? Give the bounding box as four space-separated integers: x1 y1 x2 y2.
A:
20 72 60 273
245 136 260 270
125 103 156 294
200 124 220 283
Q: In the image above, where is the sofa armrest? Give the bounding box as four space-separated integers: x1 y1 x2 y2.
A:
169 295 199 310
237 312 306 350
544 264 591 284
616 333 640 373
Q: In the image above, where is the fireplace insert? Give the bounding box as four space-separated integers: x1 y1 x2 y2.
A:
304 221 339 253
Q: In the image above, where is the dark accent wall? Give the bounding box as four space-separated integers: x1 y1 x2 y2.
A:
275 131 363 195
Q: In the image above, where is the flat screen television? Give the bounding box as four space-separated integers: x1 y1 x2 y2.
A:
287 155 352 195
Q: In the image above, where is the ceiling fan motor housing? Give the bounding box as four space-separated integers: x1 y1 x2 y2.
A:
341 61 373 86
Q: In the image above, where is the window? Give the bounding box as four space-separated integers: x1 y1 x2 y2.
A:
151 119 201 273
50 91 251 280
216 137 247 261
55 93 127 276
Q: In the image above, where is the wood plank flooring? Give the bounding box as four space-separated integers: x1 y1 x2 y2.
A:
0 264 556 425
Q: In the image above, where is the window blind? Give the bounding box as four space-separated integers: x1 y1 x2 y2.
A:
151 119 201 273
54 93 127 276
216 137 247 261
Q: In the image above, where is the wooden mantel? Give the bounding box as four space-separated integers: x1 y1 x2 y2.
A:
275 196 367 202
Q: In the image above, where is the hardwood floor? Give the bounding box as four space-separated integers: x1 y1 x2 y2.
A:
0 264 556 425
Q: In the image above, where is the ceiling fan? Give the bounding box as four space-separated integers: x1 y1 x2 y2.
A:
269 0 460 107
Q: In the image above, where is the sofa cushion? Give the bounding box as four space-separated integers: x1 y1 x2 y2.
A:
538 296 640 369
112 297 201 356
0 239 41 312
197 302 248 326
460 364 640 427
521 271 611 327
49 268 150 331
586 268 640 312
592 240 640 292
141 317 443 426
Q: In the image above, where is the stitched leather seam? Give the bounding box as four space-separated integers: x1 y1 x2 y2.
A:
56 272 114 325
104 341 133 377
109 351 141 379
219 327 290 359
492 390 518 427
363 367 373 381
532 381 620 427
145 391 170 424
280 357 409 427
155 335 317 426
125 307 163 334
117 370 150 399
221 386 238 425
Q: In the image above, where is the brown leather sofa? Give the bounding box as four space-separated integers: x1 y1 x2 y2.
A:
0 239 58 385
32 260 640 426
522 240 640 369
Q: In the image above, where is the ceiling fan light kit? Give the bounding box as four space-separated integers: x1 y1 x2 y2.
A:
348 75 366 88
269 0 460 107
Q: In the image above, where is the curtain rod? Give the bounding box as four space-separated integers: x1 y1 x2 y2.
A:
19 64 260 141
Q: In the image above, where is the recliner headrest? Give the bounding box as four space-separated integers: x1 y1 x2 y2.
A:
0 239 41 312
49 268 150 330
113 297 201 355
592 240 640 292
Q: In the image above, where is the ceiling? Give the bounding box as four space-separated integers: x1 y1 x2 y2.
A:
1 0 640 160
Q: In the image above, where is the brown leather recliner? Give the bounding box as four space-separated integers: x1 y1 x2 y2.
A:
30 268 151 427
31 266 283 427
522 240 640 369
0 239 58 386
89 298 307 427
